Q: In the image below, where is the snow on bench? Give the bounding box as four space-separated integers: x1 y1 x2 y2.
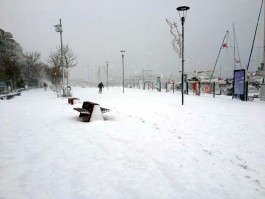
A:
0 92 21 100
73 101 110 122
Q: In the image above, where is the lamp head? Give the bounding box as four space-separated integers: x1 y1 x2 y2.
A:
176 6 190 25
176 6 190 12
120 50 126 56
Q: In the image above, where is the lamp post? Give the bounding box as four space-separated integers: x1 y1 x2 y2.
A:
87 65 90 84
262 7 265 99
106 61 109 89
177 6 190 105
120 50 126 93
98 66 101 82
54 19 64 96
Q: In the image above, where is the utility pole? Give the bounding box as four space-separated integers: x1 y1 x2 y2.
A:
98 67 101 82
87 65 90 84
120 50 126 93
177 6 190 105
59 19 64 93
233 24 236 71
54 19 64 96
106 61 109 89
263 0 265 83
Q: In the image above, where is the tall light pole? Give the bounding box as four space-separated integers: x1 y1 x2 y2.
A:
54 19 64 96
263 0 265 84
120 50 126 93
177 6 190 105
87 65 90 86
98 66 101 82
106 61 109 89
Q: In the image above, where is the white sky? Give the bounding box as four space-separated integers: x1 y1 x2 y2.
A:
0 0 264 81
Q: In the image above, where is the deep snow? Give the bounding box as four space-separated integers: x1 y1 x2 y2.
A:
0 87 265 199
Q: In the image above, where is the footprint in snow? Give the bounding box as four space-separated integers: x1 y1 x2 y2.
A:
203 149 213 156
238 163 249 170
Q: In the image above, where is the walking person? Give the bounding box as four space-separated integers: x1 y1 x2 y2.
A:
98 82 104 94
44 82 48 91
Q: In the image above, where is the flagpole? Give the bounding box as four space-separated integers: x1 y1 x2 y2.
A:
59 19 64 95
233 23 236 71
246 0 263 71
263 0 265 83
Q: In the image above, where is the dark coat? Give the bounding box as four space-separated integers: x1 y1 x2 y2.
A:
98 82 104 88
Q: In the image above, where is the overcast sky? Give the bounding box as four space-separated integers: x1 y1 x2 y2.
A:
0 0 264 81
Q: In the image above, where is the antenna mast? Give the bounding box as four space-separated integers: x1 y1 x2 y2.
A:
246 0 263 70
263 0 265 82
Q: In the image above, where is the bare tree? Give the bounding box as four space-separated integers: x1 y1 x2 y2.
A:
45 65 60 85
46 51 61 86
47 44 77 86
23 52 44 87
47 51 60 69
58 44 77 69
59 44 77 86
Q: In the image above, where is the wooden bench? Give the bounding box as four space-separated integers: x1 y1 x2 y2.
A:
68 97 80 105
0 92 21 100
73 101 110 122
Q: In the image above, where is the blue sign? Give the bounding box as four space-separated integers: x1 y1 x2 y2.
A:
234 69 245 95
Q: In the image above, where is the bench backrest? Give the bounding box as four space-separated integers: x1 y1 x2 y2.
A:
82 101 99 112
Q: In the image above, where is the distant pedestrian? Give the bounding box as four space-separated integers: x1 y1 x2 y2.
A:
193 83 197 95
98 82 104 94
44 82 47 91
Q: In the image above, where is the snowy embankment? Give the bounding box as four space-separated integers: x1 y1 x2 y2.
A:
0 87 265 199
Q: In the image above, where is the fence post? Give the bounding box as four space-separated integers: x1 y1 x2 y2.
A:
213 82 215 98
186 82 189 95
173 82 175 93
198 82 201 96
245 81 248 101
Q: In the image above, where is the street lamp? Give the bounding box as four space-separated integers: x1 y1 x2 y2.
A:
177 6 190 105
98 66 101 82
87 65 90 84
106 61 109 89
54 19 64 96
120 50 126 93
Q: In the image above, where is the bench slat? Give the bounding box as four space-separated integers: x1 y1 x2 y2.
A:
73 108 91 114
73 101 110 122
100 107 110 113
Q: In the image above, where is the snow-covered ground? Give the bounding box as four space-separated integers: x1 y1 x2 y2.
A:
0 87 265 199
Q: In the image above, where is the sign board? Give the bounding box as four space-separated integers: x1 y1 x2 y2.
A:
157 77 161 92
233 69 246 100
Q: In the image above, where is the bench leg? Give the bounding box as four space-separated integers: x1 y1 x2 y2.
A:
89 105 104 122
79 113 92 122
